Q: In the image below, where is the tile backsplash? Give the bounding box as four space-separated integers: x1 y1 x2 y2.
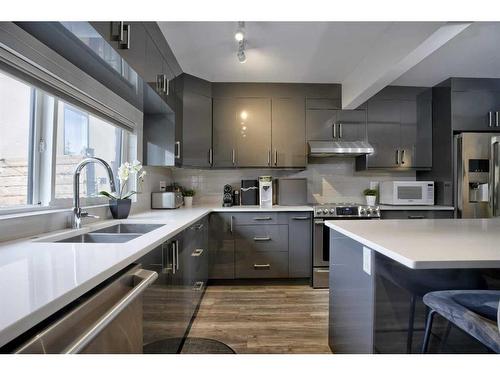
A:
171 158 416 205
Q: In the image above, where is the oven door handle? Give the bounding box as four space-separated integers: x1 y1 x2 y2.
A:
314 219 324 225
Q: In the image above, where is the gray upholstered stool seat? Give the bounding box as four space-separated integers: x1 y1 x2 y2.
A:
421 290 500 353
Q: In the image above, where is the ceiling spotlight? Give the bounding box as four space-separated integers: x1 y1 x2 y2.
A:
237 48 247 64
234 21 245 42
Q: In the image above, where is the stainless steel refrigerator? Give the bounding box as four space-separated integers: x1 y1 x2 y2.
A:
455 132 500 218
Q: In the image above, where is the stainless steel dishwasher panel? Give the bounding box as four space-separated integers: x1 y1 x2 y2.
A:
14 265 157 354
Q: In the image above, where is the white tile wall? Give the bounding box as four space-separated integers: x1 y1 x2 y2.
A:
172 158 416 205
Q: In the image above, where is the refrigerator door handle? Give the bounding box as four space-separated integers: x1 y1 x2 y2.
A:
490 137 500 217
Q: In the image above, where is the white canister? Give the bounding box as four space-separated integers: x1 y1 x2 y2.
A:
365 195 376 206
184 196 193 208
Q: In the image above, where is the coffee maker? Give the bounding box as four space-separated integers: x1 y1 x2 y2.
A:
259 176 273 209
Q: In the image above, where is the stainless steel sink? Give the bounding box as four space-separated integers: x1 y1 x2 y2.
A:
56 233 141 243
90 223 164 234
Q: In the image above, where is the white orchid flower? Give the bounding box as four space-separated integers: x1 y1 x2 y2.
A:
131 160 142 173
118 164 130 182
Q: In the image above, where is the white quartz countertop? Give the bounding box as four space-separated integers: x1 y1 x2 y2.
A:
378 205 454 211
326 218 500 270
0 204 312 347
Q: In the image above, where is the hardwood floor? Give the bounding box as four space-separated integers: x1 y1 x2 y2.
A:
184 281 331 354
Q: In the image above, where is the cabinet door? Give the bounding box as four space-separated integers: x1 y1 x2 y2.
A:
212 98 237 167
288 214 312 278
182 91 212 167
235 98 272 167
452 90 500 131
174 235 195 342
306 109 336 140
272 98 306 168
414 90 433 169
141 241 187 353
144 35 164 90
115 22 147 79
208 213 235 279
336 109 367 142
399 100 417 168
366 100 401 168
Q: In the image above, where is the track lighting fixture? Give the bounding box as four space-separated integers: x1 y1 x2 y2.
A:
235 21 247 64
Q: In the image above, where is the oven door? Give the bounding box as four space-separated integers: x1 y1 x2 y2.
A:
313 219 329 267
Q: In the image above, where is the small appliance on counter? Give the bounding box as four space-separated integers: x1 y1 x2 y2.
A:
241 179 259 205
277 178 308 206
259 176 273 209
223 184 233 207
379 181 434 206
233 189 240 206
151 191 183 209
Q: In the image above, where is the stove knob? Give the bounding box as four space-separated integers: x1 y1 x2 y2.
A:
329 209 335 214
316 209 323 215
366 208 372 215
360 208 367 215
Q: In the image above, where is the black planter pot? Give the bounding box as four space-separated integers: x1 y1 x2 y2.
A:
109 199 132 219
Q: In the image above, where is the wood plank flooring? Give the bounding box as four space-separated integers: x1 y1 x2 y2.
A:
184 282 331 354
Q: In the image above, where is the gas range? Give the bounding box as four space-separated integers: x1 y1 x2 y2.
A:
313 202 380 219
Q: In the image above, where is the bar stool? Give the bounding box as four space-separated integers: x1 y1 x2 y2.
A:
421 290 500 353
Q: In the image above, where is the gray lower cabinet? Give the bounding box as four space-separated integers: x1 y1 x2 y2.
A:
208 212 312 279
140 217 208 354
208 213 235 279
380 210 454 220
272 97 306 168
288 214 312 278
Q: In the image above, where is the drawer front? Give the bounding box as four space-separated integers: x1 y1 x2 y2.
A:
232 212 281 225
380 210 454 220
235 251 289 278
235 225 288 252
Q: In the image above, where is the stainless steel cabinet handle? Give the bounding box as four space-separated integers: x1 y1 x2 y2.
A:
253 216 272 221
175 240 179 270
208 148 213 166
401 149 405 165
175 141 181 159
314 219 324 225
172 241 176 275
496 111 499 127
193 281 204 291
63 269 157 354
118 21 125 42
232 149 236 165
274 150 278 166
332 122 337 138
165 77 169 96
230 215 234 233
268 149 271 166
408 215 425 219
292 216 310 220
253 237 271 241
338 122 343 139
191 248 204 257
119 23 130 50
489 111 494 128
254 264 271 270
395 149 400 165
314 269 330 273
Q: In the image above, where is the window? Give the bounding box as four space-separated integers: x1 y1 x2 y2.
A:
0 68 130 211
0 71 34 208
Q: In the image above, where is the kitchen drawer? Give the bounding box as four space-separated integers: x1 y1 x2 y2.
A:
232 212 285 225
380 210 454 220
235 251 289 278
234 225 288 252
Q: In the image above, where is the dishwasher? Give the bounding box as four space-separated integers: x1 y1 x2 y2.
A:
10 264 157 354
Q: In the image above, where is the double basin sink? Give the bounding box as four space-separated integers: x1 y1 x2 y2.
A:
55 224 164 243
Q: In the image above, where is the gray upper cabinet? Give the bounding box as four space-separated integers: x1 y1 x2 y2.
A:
176 74 212 168
306 109 366 142
212 97 271 168
452 90 500 131
272 98 306 168
213 98 237 167
357 86 432 170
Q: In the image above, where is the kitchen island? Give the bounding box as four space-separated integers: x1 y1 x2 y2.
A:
325 218 500 354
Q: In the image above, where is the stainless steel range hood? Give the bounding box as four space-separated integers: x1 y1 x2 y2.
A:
308 140 374 157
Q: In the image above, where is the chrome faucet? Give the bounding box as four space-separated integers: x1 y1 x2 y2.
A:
73 157 117 229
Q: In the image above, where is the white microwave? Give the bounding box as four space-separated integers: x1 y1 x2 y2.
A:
379 181 435 205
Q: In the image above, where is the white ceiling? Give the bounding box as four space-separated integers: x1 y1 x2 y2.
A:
158 22 406 83
158 21 500 105
393 22 500 86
